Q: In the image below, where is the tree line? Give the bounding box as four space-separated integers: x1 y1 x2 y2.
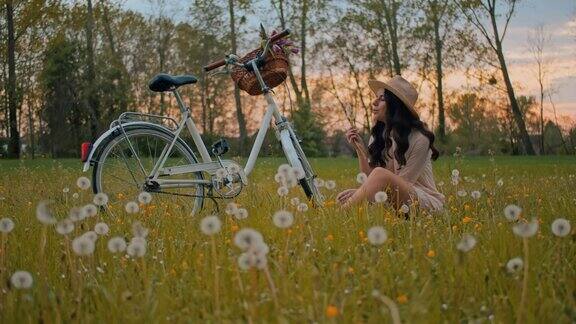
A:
1 0 575 159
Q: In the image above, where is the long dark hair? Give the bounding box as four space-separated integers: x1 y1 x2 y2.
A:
368 89 439 168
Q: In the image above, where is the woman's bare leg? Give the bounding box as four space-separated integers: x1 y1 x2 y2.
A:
341 167 415 209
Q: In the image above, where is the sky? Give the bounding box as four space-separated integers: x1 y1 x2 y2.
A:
122 0 576 120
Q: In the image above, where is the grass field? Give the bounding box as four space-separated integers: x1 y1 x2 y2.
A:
0 155 575 322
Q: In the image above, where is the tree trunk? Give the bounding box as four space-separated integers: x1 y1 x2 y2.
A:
538 78 544 154
433 18 446 142
6 0 20 158
380 0 401 75
228 0 248 155
299 0 311 106
85 0 100 141
489 11 535 155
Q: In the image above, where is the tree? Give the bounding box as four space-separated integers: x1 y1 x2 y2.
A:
6 0 19 158
528 24 550 154
84 0 100 140
456 0 536 155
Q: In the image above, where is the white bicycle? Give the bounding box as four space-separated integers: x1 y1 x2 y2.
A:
81 28 324 214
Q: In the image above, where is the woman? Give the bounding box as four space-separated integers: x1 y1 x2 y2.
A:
337 75 445 212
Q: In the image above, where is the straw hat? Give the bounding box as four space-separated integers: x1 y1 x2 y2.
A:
368 75 419 118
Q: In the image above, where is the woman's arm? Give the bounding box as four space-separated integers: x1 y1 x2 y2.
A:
346 127 374 175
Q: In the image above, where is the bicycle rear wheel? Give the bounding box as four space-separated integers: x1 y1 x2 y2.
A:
92 126 205 215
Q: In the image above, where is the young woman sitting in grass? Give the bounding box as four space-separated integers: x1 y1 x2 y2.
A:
337 75 445 213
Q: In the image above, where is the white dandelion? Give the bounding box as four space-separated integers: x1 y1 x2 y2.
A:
72 235 95 256
127 240 146 257
93 193 109 206
314 178 325 188
277 186 289 197
437 181 444 187
237 252 254 270
225 202 238 215
63 187 70 193
278 164 292 176
234 228 264 250
367 226 388 246
82 231 98 242
451 169 460 177
125 201 139 214
457 190 467 197
69 206 87 222
374 191 388 203
512 218 539 238
0 217 15 233
107 237 127 253
138 192 152 204
325 180 336 190
72 193 79 199
451 176 459 186
10 271 33 289
290 197 300 206
506 257 524 274
36 201 57 225
297 202 309 212
132 221 149 238
252 253 268 269
234 208 249 220
272 210 294 229
94 222 110 236
497 178 504 187
83 204 98 217
399 204 410 214
249 241 270 256
551 218 571 237
504 204 522 222
456 234 477 252
200 215 222 235
55 219 74 235
356 172 368 184
77 176 91 190
470 190 481 200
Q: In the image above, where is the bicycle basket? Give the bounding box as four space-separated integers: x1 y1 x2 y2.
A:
230 47 289 96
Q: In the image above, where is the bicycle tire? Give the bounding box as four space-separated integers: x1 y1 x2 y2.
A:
91 125 205 215
289 133 324 207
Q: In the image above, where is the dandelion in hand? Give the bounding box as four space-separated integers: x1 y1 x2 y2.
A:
367 226 388 245
10 271 33 289
200 215 222 235
551 218 571 237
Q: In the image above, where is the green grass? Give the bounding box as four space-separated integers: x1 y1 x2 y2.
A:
0 156 575 322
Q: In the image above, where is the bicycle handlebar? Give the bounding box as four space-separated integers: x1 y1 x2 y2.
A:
203 28 291 72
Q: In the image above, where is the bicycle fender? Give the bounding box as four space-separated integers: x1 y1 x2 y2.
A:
82 122 177 172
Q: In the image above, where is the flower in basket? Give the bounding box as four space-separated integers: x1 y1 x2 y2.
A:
269 30 300 55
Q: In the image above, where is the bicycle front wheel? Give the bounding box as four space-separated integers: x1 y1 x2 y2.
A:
92 126 205 215
286 129 324 207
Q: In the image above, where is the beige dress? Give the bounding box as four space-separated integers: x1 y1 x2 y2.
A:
369 130 445 212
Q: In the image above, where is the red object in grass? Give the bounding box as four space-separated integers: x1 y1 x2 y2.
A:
81 142 92 162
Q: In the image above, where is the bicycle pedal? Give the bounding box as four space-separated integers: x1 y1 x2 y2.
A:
211 138 229 157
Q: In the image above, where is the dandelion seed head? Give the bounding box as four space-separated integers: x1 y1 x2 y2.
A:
551 218 571 237
367 226 387 245
253 253 268 269
325 180 336 190
138 192 152 204
36 201 57 225
82 231 99 242
292 167 305 179
93 193 109 206
72 235 95 256
234 208 249 220
107 237 127 253
234 228 264 250
69 206 87 222
374 191 388 203
456 234 477 252
55 219 74 235
130 236 147 246
314 178 325 188
10 271 33 289
504 204 522 222
76 176 91 190
237 252 254 270
297 202 308 212
497 178 504 187
94 222 110 236
125 201 139 214
457 190 467 197
290 197 300 206
225 202 238 215
451 169 460 177
273 210 294 229
200 215 221 235
274 173 286 184
83 204 98 217
506 257 523 274
277 186 289 197
0 217 15 233
356 172 367 184
248 241 270 256
127 241 146 257
471 190 481 200
399 204 410 214
132 221 149 238
512 218 538 238
72 193 79 199
63 187 70 193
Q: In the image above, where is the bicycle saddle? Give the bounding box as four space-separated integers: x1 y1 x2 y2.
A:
148 73 198 92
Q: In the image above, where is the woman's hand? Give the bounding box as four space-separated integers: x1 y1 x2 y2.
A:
336 188 357 204
346 127 368 157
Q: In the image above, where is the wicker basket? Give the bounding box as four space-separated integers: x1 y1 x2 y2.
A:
230 47 289 96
